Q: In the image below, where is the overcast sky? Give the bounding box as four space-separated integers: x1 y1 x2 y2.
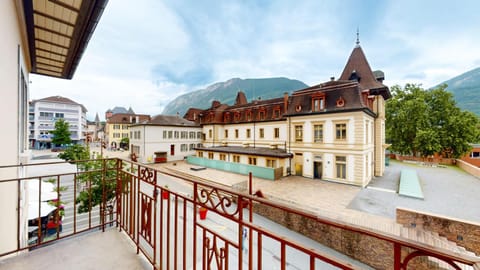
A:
30 0 480 120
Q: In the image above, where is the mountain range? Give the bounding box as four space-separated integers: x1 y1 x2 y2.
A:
437 67 480 116
162 77 308 116
162 69 480 117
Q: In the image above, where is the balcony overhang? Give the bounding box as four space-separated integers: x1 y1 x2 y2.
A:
23 0 108 79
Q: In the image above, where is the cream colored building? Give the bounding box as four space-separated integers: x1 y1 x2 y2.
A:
188 43 390 186
130 115 202 163
0 0 106 255
104 109 150 149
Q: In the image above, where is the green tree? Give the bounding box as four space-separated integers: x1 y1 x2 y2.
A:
58 144 120 213
386 84 480 158
51 118 71 146
58 144 90 161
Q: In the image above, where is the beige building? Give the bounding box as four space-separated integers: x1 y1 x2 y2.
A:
0 0 106 255
104 111 150 149
187 43 390 186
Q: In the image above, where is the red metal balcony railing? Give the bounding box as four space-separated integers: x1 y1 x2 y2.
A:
0 158 479 270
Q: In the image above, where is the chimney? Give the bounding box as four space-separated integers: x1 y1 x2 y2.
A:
136 116 139 123
330 76 335 81
283 92 289 113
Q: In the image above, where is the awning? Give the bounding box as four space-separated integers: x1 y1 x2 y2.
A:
28 201 56 220
23 0 108 79
28 179 58 202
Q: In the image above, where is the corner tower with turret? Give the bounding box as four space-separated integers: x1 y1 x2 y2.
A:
339 42 391 176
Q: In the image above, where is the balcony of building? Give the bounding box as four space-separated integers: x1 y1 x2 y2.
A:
0 159 479 270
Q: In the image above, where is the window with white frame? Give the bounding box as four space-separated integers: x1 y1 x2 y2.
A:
295 125 303 142
274 128 280 139
314 124 323 142
335 123 347 140
266 159 276 168
181 144 187 152
335 156 346 179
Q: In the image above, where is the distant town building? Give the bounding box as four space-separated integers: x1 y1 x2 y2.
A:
104 107 150 149
130 115 202 163
186 42 391 186
461 144 480 167
29 96 88 149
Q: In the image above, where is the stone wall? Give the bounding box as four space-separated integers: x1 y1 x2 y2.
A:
252 202 396 269
456 159 480 179
396 207 480 256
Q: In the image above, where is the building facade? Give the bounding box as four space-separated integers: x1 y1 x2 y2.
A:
130 115 202 163
29 96 88 149
187 43 390 186
461 144 480 167
104 110 150 149
0 0 106 256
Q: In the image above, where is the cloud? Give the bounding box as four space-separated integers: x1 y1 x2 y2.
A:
29 0 480 120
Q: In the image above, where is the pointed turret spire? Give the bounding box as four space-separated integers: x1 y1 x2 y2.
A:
339 42 391 100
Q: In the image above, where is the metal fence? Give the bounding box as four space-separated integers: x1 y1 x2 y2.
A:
1 158 479 270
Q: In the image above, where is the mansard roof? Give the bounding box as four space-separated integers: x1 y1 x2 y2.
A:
133 114 199 127
107 113 150 124
286 80 376 116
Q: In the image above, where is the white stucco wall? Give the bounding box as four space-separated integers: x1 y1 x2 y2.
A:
0 0 31 255
130 125 202 163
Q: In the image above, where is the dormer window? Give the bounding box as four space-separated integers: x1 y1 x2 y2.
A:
223 112 231 122
312 93 326 112
257 107 266 120
349 70 360 82
273 106 281 119
246 110 252 121
208 112 215 122
234 111 241 122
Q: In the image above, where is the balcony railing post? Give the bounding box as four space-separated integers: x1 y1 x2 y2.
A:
193 182 198 270
101 159 106 232
115 159 121 229
394 242 402 270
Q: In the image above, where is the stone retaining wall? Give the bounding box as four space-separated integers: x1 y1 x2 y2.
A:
456 159 480 179
396 207 480 256
252 202 393 269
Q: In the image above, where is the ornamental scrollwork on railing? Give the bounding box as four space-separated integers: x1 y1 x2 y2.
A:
138 166 156 184
140 194 153 245
204 235 227 270
402 250 462 270
196 186 243 218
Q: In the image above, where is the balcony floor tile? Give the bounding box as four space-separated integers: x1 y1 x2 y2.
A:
0 229 150 270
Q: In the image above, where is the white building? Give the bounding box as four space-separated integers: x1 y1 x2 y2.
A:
29 96 88 149
130 115 202 163
0 0 106 255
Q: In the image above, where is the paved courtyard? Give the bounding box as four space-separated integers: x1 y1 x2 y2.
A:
156 159 480 228
349 160 480 222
